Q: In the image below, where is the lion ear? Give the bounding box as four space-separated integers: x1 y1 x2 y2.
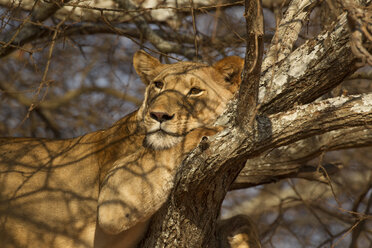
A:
133 50 164 85
213 56 244 87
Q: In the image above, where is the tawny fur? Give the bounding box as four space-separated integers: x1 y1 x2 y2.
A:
0 51 244 248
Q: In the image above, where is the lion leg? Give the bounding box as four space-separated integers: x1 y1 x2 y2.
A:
181 126 225 153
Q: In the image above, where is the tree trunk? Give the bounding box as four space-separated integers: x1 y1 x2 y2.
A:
140 0 372 246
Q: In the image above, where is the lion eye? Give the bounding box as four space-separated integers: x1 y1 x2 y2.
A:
188 87 203 96
154 81 163 89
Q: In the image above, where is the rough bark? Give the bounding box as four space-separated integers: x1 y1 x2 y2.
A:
261 0 319 72
1 0 372 246
259 12 363 114
141 93 372 247
236 0 264 128
232 127 372 189
231 0 372 189
141 1 264 247
140 1 372 245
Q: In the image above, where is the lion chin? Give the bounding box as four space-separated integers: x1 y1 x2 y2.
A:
144 131 183 150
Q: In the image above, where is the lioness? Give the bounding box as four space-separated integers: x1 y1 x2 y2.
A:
0 51 244 248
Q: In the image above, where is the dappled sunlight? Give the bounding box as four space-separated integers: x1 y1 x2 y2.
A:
0 50 243 248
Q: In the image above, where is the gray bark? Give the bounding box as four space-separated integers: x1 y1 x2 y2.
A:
140 0 372 246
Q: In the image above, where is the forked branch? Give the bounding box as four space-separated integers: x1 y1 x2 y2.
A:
141 1 265 247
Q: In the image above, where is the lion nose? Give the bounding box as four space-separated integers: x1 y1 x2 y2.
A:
150 112 175 123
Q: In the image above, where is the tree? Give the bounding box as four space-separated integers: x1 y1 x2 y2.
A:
0 0 371 247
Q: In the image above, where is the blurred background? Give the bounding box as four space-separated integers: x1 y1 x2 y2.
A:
0 1 371 247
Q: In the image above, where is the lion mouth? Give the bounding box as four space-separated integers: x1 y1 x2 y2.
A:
149 129 169 137
146 126 184 137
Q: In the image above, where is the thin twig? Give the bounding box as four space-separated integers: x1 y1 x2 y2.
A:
189 0 199 59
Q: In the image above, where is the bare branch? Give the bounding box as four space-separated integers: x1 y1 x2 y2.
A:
114 0 197 59
233 162 343 190
349 180 372 248
262 0 319 72
236 0 264 127
259 10 370 114
212 93 372 191
142 1 265 246
232 126 372 189
34 109 62 138
0 0 69 57
0 1 245 59
0 0 243 27
225 179 359 222
0 81 141 110
266 94 372 150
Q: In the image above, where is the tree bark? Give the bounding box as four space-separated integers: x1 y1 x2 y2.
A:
140 1 372 246
1 0 372 246
141 1 264 247
232 126 372 189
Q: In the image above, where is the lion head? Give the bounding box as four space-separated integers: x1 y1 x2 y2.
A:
133 51 244 150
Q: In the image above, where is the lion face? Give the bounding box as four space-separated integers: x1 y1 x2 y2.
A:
133 51 244 150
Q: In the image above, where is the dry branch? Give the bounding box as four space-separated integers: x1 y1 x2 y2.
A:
262 0 319 72
233 162 343 189
259 11 369 114
0 0 243 27
225 179 362 222
233 126 372 188
230 0 372 193
0 0 371 246
143 85 372 246
236 0 264 127
0 81 141 109
0 0 248 59
141 1 264 247
0 0 69 57
115 0 197 59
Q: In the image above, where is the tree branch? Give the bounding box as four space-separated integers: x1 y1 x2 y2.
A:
232 162 343 190
232 126 372 189
18 22 252 60
114 0 197 59
0 0 243 27
263 94 372 151
0 0 69 57
225 179 357 222
34 108 62 138
143 91 372 245
0 81 141 110
262 0 319 72
142 1 264 247
259 8 371 114
236 0 264 127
